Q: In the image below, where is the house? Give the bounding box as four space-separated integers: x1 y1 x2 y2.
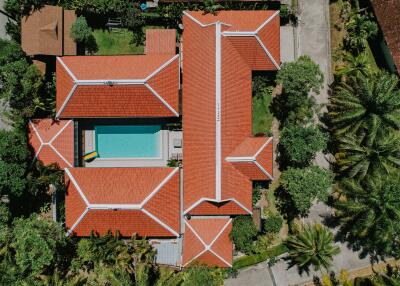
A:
371 0 400 74
21 5 76 56
28 10 280 268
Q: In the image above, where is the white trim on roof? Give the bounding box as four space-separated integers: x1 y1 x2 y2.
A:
183 197 252 215
255 10 280 33
48 120 73 144
87 204 141 210
222 31 256 36
49 144 73 168
66 207 89 236
215 22 222 201
29 120 44 144
255 35 280 70
254 161 274 180
57 57 78 82
225 156 255 162
65 168 91 206
145 54 179 81
141 167 180 207
254 137 273 158
142 208 180 237
75 79 145 85
145 84 179 117
183 218 232 267
56 84 77 118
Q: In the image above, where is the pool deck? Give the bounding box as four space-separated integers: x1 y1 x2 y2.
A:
83 129 181 167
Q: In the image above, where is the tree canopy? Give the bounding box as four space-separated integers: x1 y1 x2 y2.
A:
279 124 328 168
334 172 400 258
230 215 258 254
280 166 334 217
285 224 340 273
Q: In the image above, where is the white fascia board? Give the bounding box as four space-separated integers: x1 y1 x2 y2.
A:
142 208 180 237
209 249 232 267
255 35 280 70
184 220 207 247
183 249 207 267
48 120 73 144
183 197 251 215
145 83 179 117
49 144 73 168
66 207 89 236
87 204 141 210
56 84 77 118
215 21 222 201
57 57 78 82
254 161 274 180
222 31 256 37
75 79 145 85
225 156 255 162
64 168 90 205
208 218 232 247
254 137 273 158
145 54 179 81
141 167 179 207
29 120 44 144
255 10 280 33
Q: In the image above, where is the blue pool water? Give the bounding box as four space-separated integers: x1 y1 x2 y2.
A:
95 125 161 158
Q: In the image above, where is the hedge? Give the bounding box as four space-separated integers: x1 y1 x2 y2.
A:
233 244 288 269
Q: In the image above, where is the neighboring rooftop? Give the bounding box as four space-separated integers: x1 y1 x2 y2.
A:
21 5 76 56
371 0 400 74
145 29 177 55
28 119 74 168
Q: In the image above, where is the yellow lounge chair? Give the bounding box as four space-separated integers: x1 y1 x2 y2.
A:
83 151 98 161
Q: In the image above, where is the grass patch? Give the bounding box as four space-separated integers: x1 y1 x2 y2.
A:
252 91 273 135
330 0 347 74
233 244 287 269
365 41 378 70
93 29 144 55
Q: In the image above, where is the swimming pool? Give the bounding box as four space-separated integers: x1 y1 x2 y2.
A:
95 125 161 158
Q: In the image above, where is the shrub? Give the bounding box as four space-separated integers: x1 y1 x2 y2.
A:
230 216 258 255
280 166 334 217
263 212 283 235
279 124 328 168
70 16 98 54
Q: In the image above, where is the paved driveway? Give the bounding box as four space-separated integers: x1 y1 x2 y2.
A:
225 263 275 286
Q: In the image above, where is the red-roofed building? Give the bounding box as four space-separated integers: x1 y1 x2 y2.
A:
65 167 180 237
28 119 74 168
182 217 233 267
182 11 278 218
56 54 179 118
30 12 279 268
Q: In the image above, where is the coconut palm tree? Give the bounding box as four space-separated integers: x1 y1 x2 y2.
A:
329 71 400 142
285 224 340 273
334 172 400 258
335 131 400 179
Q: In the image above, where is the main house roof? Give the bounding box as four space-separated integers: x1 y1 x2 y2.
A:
65 167 180 237
56 54 179 118
182 10 278 216
182 217 232 268
28 119 74 168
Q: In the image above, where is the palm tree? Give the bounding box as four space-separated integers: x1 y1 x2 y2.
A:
334 172 400 258
335 131 400 179
285 224 340 273
336 52 372 78
329 71 400 141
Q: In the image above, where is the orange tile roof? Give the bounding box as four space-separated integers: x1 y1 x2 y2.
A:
183 11 278 215
21 5 76 56
182 217 232 267
56 54 179 118
28 119 74 168
65 167 180 237
146 29 177 55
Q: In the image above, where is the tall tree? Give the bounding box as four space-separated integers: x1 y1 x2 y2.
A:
329 71 400 142
334 172 400 258
335 131 400 179
285 224 340 274
229 216 258 254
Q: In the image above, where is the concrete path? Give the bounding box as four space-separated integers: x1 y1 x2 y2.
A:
225 263 275 286
0 0 10 40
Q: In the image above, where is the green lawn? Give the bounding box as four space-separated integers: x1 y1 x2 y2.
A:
252 91 273 135
93 29 144 55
